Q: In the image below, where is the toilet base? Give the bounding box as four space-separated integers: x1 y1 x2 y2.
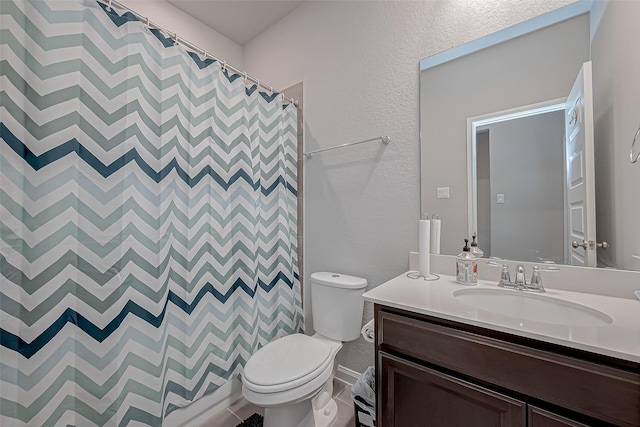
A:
261 398 338 427
313 398 338 427
264 400 314 427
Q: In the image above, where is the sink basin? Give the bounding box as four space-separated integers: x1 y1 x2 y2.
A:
453 288 613 327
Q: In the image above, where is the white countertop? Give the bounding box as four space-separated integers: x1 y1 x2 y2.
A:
363 272 640 363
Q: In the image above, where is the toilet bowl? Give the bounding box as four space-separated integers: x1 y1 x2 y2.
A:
241 272 367 427
243 333 342 427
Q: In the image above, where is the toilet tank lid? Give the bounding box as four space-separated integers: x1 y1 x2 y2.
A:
310 272 367 289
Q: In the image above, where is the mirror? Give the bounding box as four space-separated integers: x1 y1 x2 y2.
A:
420 1 640 271
473 105 567 265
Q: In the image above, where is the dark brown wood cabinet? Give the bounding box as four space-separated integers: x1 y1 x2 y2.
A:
374 305 640 427
527 406 589 427
380 351 525 426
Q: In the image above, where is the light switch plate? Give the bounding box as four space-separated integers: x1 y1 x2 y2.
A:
437 187 450 199
497 193 505 204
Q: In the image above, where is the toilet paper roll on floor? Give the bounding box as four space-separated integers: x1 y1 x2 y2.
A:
361 319 374 343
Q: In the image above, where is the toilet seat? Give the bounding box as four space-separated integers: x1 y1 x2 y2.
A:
243 334 333 394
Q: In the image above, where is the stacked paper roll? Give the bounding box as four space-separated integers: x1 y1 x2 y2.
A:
419 219 430 277
430 217 441 254
361 319 375 343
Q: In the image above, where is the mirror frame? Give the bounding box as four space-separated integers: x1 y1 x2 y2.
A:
419 2 592 72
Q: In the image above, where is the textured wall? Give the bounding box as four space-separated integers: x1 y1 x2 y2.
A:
243 0 577 377
119 0 243 67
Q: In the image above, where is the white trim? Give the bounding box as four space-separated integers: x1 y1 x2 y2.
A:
466 98 567 240
335 365 362 386
420 1 592 71
470 98 567 127
163 378 243 427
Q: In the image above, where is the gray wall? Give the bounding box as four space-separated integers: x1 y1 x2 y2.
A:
591 1 640 270
421 13 590 257
476 130 491 257
243 0 578 377
485 111 565 263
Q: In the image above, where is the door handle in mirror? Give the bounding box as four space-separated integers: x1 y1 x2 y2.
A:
572 240 609 250
569 108 579 125
572 240 587 249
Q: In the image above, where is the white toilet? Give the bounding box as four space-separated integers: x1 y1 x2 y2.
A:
242 272 367 427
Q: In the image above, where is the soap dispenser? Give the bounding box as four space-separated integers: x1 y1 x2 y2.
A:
456 239 478 285
470 235 484 258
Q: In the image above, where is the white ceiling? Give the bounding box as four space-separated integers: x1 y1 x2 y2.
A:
167 1 305 45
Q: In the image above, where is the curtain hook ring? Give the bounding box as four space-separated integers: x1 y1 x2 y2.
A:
201 48 207 61
256 79 260 90
243 71 248 83
173 32 178 46
281 93 285 103
107 0 112 11
145 16 150 32
269 86 273 96
222 60 227 72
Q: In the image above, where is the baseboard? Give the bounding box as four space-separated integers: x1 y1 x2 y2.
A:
335 365 362 386
163 378 243 427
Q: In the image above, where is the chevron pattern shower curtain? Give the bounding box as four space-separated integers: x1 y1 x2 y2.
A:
0 1 302 425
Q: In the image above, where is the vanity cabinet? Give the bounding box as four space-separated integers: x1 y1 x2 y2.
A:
380 352 526 426
527 406 589 427
375 305 640 427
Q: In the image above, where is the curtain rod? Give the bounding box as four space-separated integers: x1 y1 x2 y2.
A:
97 0 298 107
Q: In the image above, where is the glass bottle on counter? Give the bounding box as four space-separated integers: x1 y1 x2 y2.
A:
456 239 477 285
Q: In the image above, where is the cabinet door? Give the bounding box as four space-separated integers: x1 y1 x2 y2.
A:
528 406 590 427
379 351 525 427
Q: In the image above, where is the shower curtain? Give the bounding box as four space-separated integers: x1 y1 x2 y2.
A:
0 1 302 425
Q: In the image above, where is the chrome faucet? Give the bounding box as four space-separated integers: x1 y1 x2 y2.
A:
487 262 558 293
514 265 527 288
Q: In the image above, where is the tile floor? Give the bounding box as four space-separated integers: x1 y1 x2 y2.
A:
205 379 355 427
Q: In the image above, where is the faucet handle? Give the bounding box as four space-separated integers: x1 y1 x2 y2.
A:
499 265 511 287
529 266 544 292
527 265 558 293
486 261 511 287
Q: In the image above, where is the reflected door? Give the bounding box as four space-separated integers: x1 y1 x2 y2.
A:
565 61 596 267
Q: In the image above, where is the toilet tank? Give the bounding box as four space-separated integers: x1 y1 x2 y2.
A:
310 272 367 341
